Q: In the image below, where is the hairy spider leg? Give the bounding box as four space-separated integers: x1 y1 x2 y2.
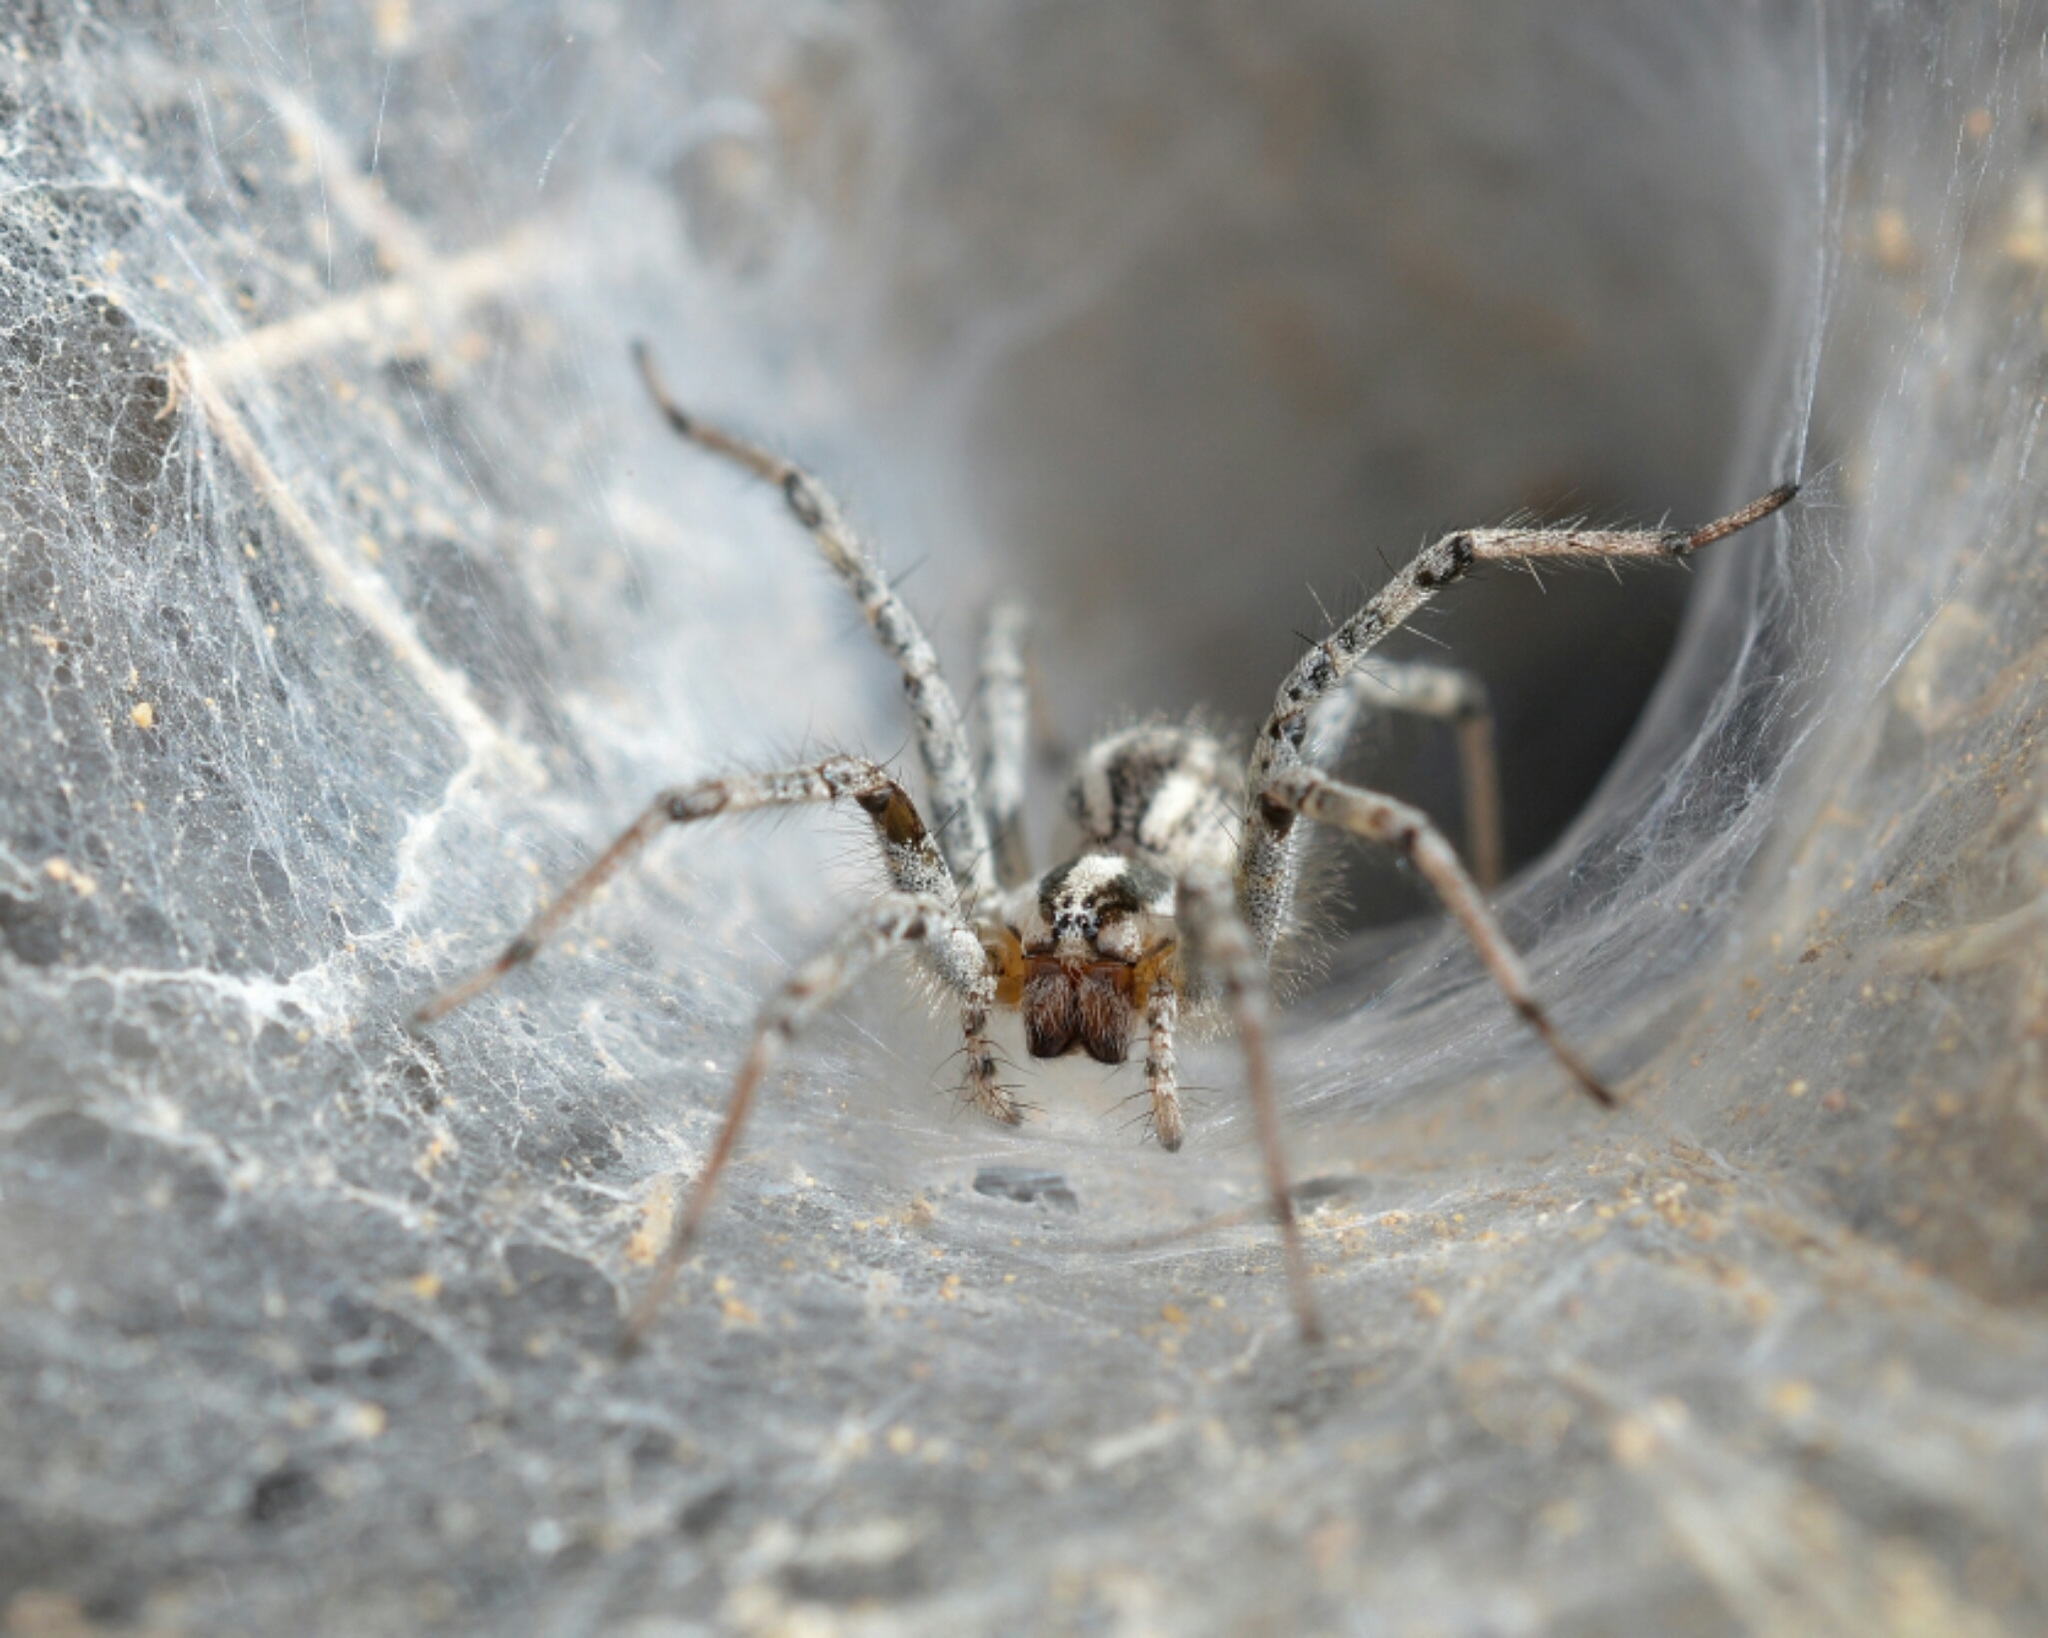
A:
409 756 1012 1128
977 601 1033 891
1241 482 1798 957
1309 659 1503 890
1267 765 1610 1104
1174 872 1322 1343
1235 482 1799 1096
1143 973 1183 1154
619 891 985 1356
634 343 999 905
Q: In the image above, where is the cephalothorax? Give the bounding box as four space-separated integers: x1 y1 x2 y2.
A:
412 344 1797 1349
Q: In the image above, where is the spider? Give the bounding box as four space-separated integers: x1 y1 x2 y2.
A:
410 343 1797 1349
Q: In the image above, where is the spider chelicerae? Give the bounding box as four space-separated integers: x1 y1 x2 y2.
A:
411 344 1797 1348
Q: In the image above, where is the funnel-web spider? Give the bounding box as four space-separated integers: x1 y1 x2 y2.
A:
412 346 1796 1349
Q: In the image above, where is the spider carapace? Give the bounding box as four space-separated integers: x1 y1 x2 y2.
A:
411 342 1798 1351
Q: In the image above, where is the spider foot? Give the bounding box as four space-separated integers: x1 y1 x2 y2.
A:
961 1054 1026 1125
1152 1103 1184 1153
1517 1000 1619 1108
971 1083 1028 1126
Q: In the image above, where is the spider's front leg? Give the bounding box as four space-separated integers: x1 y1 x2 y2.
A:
396 749 1015 1352
410 755 963 1028
620 891 1005 1355
1263 767 1612 1106
1229 481 1797 1094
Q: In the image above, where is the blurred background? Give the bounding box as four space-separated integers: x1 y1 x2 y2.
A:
1 3 2044 1634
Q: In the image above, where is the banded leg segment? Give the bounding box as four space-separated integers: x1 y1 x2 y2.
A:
620 891 1002 1355
1144 974 1184 1154
1309 659 1503 890
1239 483 1798 956
977 602 1032 890
1175 873 1321 1344
409 756 959 1028
635 344 997 904
1263 765 1614 1108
